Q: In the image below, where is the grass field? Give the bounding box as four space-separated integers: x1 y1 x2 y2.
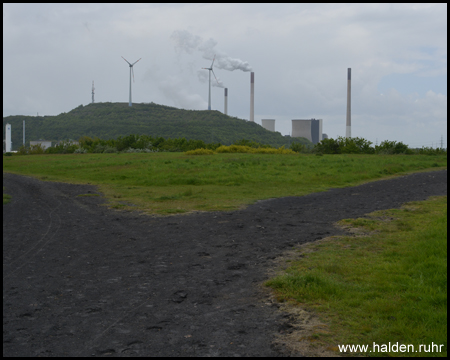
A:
265 196 447 357
2 152 446 214
3 152 447 356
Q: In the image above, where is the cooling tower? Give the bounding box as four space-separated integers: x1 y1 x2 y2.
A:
250 72 254 122
224 88 228 115
5 123 12 152
261 119 275 132
346 68 351 138
292 119 323 144
292 120 312 142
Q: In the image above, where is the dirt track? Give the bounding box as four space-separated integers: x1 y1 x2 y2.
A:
3 170 447 357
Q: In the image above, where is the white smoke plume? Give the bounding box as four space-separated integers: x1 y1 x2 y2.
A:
170 30 202 54
171 30 252 72
159 75 207 110
197 70 225 88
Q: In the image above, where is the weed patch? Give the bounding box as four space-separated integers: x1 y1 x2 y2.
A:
3 186 12 204
265 196 447 357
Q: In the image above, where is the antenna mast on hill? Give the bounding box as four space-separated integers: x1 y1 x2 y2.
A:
92 81 95 103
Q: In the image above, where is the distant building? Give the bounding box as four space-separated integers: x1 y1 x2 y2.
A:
55 140 79 146
30 140 52 150
291 119 323 144
322 133 328 140
261 119 275 132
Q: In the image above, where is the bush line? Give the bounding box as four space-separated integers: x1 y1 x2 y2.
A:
10 134 447 156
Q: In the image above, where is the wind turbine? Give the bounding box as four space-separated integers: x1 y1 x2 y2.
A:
121 56 141 107
202 55 220 110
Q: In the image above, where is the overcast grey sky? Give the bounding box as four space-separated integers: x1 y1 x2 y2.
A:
3 3 447 147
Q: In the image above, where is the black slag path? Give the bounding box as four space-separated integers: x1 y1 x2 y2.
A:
3 170 447 357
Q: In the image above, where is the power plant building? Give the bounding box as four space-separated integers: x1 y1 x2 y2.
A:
292 119 323 144
30 140 52 150
261 119 275 132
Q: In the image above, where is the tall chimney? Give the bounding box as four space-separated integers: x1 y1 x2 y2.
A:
23 120 25 145
250 72 254 122
346 68 351 138
224 88 228 115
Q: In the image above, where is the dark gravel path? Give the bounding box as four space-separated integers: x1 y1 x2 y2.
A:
3 170 447 357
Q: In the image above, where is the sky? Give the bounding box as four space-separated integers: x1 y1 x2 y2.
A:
3 3 447 148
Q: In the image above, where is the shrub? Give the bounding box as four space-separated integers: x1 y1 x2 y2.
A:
185 148 215 155
233 139 272 148
28 144 45 155
216 145 252 153
290 142 306 153
45 141 79 154
254 146 296 154
17 145 28 155
215 145 296 154
414 147 447 156
92 144 106 153
375 140 411 154
315 138 341 154
103 146 117 153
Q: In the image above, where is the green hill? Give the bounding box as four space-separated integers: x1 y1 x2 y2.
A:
3 102 310 150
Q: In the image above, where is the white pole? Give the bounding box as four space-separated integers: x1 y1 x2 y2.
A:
346 68 351 138
6 123 12 152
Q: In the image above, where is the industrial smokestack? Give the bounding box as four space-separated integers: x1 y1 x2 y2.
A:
346 68 351 138
23 120 25 145
224 88 228 115
250 72 254 122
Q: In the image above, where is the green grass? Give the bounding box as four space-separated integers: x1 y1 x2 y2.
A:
3 186 11 204
265 196 447 357
2 152 447 215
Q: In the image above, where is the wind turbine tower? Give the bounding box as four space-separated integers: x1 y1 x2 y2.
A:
202 55 220 110
122 56 141 107
92 81 95 104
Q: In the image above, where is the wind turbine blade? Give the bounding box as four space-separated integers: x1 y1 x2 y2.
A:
211 54 216 68
132 58 141 66
121 56 131 65
132 67 135 82
212 69 220 85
